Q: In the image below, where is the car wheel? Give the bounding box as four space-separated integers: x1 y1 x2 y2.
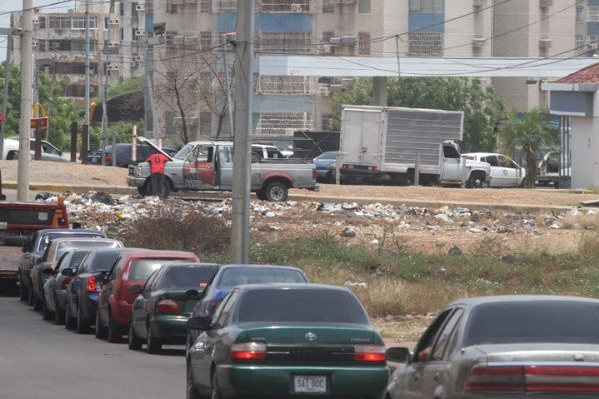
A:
210 371 222 399
255 189 267 201
263 180 288 202
42 299 54 321
107 313 123 343
146 324 162 354
27 286 35 306
19 283 28 302
65 301 76 330
95 310 108 339
33 293 42 311
54 306 65 325
186 362 202 399
76 304 91 334
128 322 143 350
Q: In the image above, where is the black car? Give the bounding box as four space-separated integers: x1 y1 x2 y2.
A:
89 143 175 167
42 249 91 324
128 263 220 353
63 248 130 333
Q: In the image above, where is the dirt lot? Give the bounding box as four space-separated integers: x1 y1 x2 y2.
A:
5 160 598 346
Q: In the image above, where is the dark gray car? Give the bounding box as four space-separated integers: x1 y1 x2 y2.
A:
385 295 599 399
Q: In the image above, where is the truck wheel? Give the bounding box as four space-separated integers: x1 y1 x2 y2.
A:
263 181 288 202
255 189 267 201
466 173 487 189
6 151 17 160
137 182 149 196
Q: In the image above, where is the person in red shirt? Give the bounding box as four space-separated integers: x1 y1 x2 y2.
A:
145 152 169 197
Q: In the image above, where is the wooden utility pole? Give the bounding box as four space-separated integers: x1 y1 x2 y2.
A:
231 0 255 264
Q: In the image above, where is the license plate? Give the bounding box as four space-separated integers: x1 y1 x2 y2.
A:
0 221 6 230
293 375 327 394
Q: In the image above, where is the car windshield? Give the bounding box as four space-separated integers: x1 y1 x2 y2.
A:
160 266 220 289
464 301 599 346
57 241 120 260
66 251 91 270
318 152 337 160
38 233 105 252
129 259 188 280
174 143 195 160
218 267 306 288
87 251 124 272
238 288 370 324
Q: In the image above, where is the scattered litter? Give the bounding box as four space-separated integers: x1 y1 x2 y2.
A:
448 246 462 256
340 227 357 238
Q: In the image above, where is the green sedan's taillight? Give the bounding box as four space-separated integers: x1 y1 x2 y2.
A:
231 342 267 361
353 345 386 363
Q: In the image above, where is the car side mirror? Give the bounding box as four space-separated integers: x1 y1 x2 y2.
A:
187 316 211 331
387 347 412 363
184 289 200 301
128 284 142 294
61 268 75 277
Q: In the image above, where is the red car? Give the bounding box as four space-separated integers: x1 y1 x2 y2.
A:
95 249 198 342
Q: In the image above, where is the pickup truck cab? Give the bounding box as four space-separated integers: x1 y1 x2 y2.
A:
127 137 317 202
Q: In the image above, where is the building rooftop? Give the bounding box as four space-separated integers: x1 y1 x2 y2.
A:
556 62 599 84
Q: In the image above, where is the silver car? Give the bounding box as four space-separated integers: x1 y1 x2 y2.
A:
385 295 599 399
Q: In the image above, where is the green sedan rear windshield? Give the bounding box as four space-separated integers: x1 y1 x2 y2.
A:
237 289 369 325
219 268 306 288
464 301 599 346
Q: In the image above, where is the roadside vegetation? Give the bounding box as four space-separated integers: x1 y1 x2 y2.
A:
120 213 599 318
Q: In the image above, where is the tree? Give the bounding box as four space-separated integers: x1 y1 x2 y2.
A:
498 107 559 188
331 77 507 152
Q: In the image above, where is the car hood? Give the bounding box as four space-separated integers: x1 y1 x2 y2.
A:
136 136 174 161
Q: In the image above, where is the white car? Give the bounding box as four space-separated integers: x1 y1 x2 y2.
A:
2 137 69 162
463 152 525 187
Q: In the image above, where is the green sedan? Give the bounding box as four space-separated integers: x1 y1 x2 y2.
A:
186 283 389 399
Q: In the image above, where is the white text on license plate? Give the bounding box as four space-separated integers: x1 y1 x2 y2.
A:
294 375 327 393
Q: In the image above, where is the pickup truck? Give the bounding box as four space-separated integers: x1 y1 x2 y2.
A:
127 138 318 202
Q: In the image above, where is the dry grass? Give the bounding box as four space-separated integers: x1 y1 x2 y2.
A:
561 214 599 230
579 231 599 257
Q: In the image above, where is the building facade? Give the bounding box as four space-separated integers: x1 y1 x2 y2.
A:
144 0 587 144
10 0 145 99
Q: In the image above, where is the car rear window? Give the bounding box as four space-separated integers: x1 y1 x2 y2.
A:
237 288 369 324
129 259 188 280
87 251 124 272
38 233 105 252
57 241 120 260
219 268 307 288
160 266 219 289
464 301 599 346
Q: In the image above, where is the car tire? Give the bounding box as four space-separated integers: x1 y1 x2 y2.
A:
95 310 108 339
186 362 202 399
6 151 17 160
42 299 54 321
128 322 143 350
76 304 91 334
146 324 162 354
137 182 148 196
19 283 28 302
54 306 65 325
65 301 76 330
27 286 35 306
263 180 288 202
210 371 222 399
255 189 267 201
107 313 123 343
33 292 42 311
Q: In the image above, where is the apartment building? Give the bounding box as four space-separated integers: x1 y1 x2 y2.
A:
148 0 587 143
10 0 145 99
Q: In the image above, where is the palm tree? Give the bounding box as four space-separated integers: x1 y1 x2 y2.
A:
498 107 559 188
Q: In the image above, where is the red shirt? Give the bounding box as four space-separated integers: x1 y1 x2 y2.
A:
146 153 169 174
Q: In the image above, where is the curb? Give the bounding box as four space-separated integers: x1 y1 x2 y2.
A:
1 181 578 213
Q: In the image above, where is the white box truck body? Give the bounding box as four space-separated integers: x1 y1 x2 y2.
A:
339 105 490 186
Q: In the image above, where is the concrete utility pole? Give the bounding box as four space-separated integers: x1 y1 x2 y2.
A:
17 0 33 201
0 32 13 159
83 0 91 152
231 0 255 264
100 3 108 165
221 33 234 138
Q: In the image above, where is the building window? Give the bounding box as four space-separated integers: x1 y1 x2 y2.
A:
408 31 443 56
409 0 443 12
48 40 98 52
200 0 212 12
200 31 212 50
260 0 309 12
589 5 599 22
323 0 335 13
359 0 371 13
71 16 98 30
321 114 333 131
38 16 46 29
576 6 585 24
48 16 71 29
255 112 313 136
255 31 311 54
358 32 370 55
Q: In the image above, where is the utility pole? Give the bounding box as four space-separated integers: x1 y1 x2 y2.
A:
231 0 255 264
0 32 13 159
144 41 155 139
100 3 107 165
83 0 90 155
17 0 33 201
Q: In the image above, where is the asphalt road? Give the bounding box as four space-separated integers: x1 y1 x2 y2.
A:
0 296 185 399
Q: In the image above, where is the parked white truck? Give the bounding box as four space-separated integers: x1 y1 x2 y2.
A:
338 105 491 187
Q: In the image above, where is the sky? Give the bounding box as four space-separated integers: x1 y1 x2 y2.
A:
0 0 77 61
